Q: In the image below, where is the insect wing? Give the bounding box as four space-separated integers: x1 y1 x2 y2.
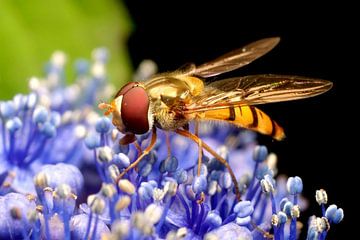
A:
185 74 333 112
183 75 331 140
194 37 280 78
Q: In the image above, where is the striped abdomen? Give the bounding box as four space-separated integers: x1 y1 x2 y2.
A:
201 105 285 140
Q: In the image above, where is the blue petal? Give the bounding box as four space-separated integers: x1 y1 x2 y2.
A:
46 214 66 239
70 214 110 240
182 229 201 240
11 167 37 193
206 222 252 239
165 198 189 228
0 193 36 239
38 163 84 195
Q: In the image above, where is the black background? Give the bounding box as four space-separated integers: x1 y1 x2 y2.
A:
124 1 354 238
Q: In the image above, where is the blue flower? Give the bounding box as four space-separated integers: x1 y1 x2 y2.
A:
0 193 37 239
34 163 84 196
71 214 110 239
0 51 344 239
0 49 111 194
206 223 252 239
81 120 344 239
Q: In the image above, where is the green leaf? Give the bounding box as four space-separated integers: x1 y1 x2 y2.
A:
0 0 132 99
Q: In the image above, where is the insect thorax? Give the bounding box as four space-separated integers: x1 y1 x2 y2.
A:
153 101 189 131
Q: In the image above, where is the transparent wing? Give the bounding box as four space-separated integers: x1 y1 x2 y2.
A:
194 37 280 78
184 74 333 112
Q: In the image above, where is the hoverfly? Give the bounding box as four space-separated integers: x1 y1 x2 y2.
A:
99 37 332 202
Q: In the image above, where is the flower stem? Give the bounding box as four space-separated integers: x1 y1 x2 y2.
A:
246 162 259 200
84 212 93 240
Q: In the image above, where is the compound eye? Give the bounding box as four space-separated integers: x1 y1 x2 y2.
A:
121 85 150 134
115 82 138 98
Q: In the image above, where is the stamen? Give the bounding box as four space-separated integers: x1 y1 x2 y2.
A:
118 179 136 195
115 196 131 212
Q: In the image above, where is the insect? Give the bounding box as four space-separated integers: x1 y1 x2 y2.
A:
99 37 332 202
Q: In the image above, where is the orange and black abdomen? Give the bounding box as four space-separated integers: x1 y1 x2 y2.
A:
201 105 285 140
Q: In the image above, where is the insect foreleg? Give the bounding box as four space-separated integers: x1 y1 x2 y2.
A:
116 128 157 182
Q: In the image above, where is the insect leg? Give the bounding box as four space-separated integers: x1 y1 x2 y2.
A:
134 141 142 153
194 122 206 203
194 121 203 177
116 128 157 182
175 128 241 201
175 128 274 239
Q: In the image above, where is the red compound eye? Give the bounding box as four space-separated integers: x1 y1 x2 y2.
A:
120 83 150 134
115 82 137 98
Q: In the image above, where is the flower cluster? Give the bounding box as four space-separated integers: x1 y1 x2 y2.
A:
81 120 343 240
0 49 110 194
0 51 343 239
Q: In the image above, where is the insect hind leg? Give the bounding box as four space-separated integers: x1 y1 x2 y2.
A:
194 122 203 177
174 128 241 201
175 128 274 239
194 122 205 203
